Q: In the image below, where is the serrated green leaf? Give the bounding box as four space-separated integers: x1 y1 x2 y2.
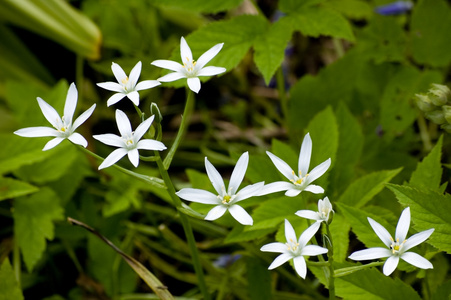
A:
325 0 372 20
409 135 443 191
14 188 64 272
330 213 350 263
387 184 451 253
338 168 402 208
0 177 39 201
0 259 24 300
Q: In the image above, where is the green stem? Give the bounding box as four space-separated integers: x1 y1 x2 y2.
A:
276 67 288 120
334 261 384 277
154 151 210 300
163 89 195 170
306 261 330 267
332 38 345 58
13 238 21 289
325 224 335 300
417 112 432 151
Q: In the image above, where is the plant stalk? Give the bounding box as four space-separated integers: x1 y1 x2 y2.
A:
325 223 335 300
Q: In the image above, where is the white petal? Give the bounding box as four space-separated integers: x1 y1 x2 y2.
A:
228 204 253 225
43 137 65 151
128 61 142 87
64 83 78 125
285 188 302 197
396 207 410 242
135 80 161 91
348 247 392 261
293 256 307 279
97 82 124 93
111 62 127 83
229 152 249 195
368 217 392 248
303 184 324 194
137 139 167 151
298 133 312 176
196 43 224 69
205 157 225 196
151 60 184 72
234 182 265 202
268 253 292 270
72 104 96 130
205 205 227 221
383 255 399 276
99 148 128 169
126 91 140 106
107 93 126 107
298 222 320 247
260 242 287 253
14 127 58 137
305 158 331 184
157 72 186 82
187 77 201 93
266 151 294 181
176 188 218 204
115 109 132 137
197 66 226 77
68 132 88 147
284 219 297 244
257 181 293 196
295 210 321 221
37 97 61 128
127 149 140 167
180 37 193 63
403 228 434 252
301 245 328 256
401 252 433 269
93 133 124 147
134 115 154 141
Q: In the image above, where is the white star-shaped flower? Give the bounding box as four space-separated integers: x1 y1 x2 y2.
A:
296 197 334 224
176 152 263 225
151 37 226 93
259 133 331 197
261 220 328 279
14 83 96 151
93 109 166 169
97 61 160 107
348 207 434 276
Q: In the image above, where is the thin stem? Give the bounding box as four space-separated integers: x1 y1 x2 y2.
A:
334 261 384 277
13 238 21 289
325 223 335 300
154 151 211 300
276 67 288 120
332 38 345 58
163 89 195 170
417 112 432 151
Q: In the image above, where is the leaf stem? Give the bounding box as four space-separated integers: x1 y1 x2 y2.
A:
334 261 384 277
276 66 288 120
325 223 335 300
13 239 21 289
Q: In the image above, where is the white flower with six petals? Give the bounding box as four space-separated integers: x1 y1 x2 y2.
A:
348 207 434 276
296 197 334 224
151 37 226 93
97 61 160 107
14 83 96 151
261 220 328 279
93 110 166 169
176 152 262 225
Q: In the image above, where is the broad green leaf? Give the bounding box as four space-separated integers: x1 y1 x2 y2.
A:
0 259 24 300
14 188 64 272
279 0 324 12
387 184 451 253
427 254 449 296
325 0 372 20
224 226 274 244
329 213 351 263
432 280 451 300
247 257 272 300
338 168 402 208
0 177 39 201
246 154 281 184
148 0 243 13
409 135 443 191
271 139 298 176
410 0 451 67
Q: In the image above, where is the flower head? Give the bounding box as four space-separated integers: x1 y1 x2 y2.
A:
93 109 166 169
348 207 434 276
259 133 331 197
97 61 161 107
176 152 262 225
296 197 334 224
151 37 226 93
14 83 96 151
261 220 327 278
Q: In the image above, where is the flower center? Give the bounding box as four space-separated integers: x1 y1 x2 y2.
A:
389 237 406 254
219 186 236 205
122 134 136 149
286 238 300 255
290 170 308 186
55 116 71 136
183 57 197 74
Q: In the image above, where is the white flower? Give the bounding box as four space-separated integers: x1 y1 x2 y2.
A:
14 83 96 151
97 61 160 107
151 37 226 93
296 197 334 224
260 220 327 279
176 152 262 225
259 133 331 197
93 109 166 169
348 207 434 276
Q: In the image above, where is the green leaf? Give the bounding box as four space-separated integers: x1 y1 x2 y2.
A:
432 280 451 300
224 226 274 244
0 177 39 201
246 257 272 300
387 184 451 253
329 213 351 263
13 188 64 272
409 135 443 191
148 0 243 13
0 259 24 300
324 0 372 20
338 168 402 208
410 0 451 67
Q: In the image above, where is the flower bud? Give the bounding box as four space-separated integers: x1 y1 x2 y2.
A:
428 84 451 106
415 93 435 112
318 197 334 225
425 109 446 124
441 123 451 133
150 102 163 124
442 105 451 124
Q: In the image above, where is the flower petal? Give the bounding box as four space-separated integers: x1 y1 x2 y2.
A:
107 93 126 107
127 148 140 167
348 247 392 261
67 132 88 147
72 104 96 130
111 62 127 83
180 37 193 63
228 204 253 225
396 207 410 242
176 188 218 204
298 133 312 176
301 245 328 256
196 43 224 69
368 217 392 248
14 127 58 137
187 77 201 93
97 82 124 93
293 256 307 279
285 188 302 197
266 151 294 181
257 181 293 196
134 115 154 141
303 184 324 194
115 109 132 137
284 219 297 244
37 97 61 128
93 133 124 147
403 228 434 252
151 60 184 72
64 83 78 125
205 205 227 221
260 242 287 253
383 255 399 276
157 72 186 82
99 148 128 169
43 137 65 151
128 61 142 87
305 158 331 184
298 222 321 247
197 66 226 77
268 253 292 270
234 182 265 202
126 91 140 106
135 80 161 91
229 152 248 195
401 252 433 269
295 210 321 221
137 139 167 151
205 157 225 196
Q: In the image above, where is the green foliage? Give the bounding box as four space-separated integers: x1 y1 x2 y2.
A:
0 259 24 300
246 257 272 300
0 177 38 201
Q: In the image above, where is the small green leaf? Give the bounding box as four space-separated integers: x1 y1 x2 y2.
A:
0 177 39 201
0 259 24 300
324 0 372 20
